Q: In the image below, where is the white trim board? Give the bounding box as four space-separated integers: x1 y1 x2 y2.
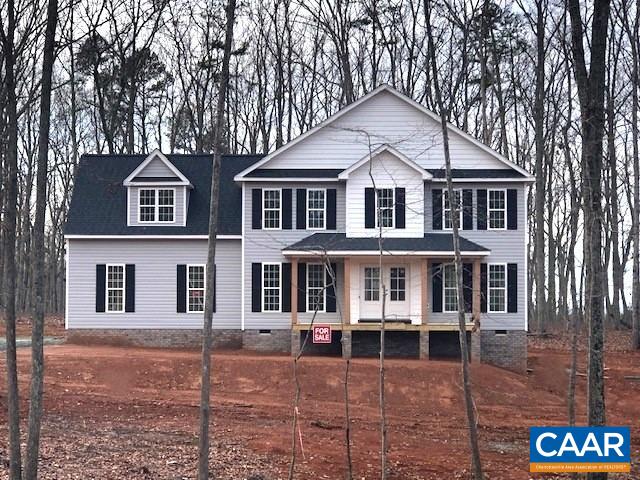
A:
64 235 242 240
338 144 432 180
123 149 193 187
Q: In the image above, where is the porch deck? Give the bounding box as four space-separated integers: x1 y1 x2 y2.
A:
292 322 474 332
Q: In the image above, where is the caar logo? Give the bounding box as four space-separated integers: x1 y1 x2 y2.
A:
530 427 630 473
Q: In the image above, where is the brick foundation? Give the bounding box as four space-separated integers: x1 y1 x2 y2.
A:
480 329 527 373
66 328 242 349
242 329 291 353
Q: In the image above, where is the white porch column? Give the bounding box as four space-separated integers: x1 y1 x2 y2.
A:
343 257 351 324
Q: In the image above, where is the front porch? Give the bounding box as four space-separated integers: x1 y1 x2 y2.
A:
283 233 490 360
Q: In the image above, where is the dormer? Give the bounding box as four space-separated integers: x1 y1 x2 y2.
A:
340 145 431 238
123 150 193 227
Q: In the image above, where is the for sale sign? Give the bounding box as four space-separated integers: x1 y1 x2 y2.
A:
312 325 332 344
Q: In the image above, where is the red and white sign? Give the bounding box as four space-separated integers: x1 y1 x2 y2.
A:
312 325 332 344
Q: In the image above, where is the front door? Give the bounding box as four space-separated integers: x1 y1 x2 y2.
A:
360 265 410 320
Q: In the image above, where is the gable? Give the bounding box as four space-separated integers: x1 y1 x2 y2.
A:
238 87 532 178
123 150 192 186
134 156 179 179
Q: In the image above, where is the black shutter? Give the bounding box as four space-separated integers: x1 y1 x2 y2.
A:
251 263 262 312
364 188 375 228
96 264 106 313
177 264 187 313
296 189 306 229
480 263 488 313
477 189 487 230
463 263 473 313
326 262 337 312
125 264 135 312
252 188 262 229
282 188 292 229
297 263 307 312
432 189 443 230
213 265 217 313
507 189 518 230
327 189 337 230
282 263 292 312
462 190 473 230
507 263 518 313
395 187 406 229
432 262 442 313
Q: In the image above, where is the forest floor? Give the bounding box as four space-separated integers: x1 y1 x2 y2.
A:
0 325 639 479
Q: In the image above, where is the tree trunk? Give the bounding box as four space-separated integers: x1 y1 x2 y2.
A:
426 2 483 478
534 0 546 332
23 0 59 477
197 0 236 478
567 1 611 479
1 0 23 477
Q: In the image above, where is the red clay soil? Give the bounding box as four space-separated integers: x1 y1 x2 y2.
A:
0 340 639 479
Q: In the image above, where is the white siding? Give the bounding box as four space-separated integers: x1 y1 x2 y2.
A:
128 185 186 226
425 182 526 330
136 156 178 178
67 239 241 329
345 151 424 238
243 182 346 329
263 90 509 171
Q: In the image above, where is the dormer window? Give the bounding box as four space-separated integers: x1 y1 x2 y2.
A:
139 188 175 223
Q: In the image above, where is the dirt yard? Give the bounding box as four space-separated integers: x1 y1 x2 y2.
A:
0 332 639 479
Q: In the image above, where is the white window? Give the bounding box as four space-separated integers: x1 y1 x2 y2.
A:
187 265 205 313
390 267 406 301
307 264 326 312
106 264 125 312
364 267 380 301
263 189 281 229
488 264 507 313
443 189 462 230
443 264 458 312
307 189 326 230
376 188 394 228
262 263 281 311
488 189 506 230
138 188 175 223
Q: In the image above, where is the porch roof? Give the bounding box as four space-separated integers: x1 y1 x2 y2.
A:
282 233 490 257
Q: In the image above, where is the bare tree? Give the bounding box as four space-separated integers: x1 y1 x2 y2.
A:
425 1 483 478
0 0 24 476
567 1 611 479
197 0 237 478
24 0 59 477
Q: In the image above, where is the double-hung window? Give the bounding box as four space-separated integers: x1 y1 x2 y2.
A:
443 189 462 230
488 189 506 230
106 264 125 312
376 188 394 228
187 265 205 313
307 264 326 312
138 188 175 223
488 264 507 313
307 189 326 229
390 267 406 301
364 267 380 301
443 264 458 312
263 189 281 229
262 263 281 311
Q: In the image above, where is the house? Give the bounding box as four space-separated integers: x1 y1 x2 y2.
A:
64 85 534 372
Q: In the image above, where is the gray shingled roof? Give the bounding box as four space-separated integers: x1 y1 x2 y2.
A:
283 233 490 254
65 153 264 236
